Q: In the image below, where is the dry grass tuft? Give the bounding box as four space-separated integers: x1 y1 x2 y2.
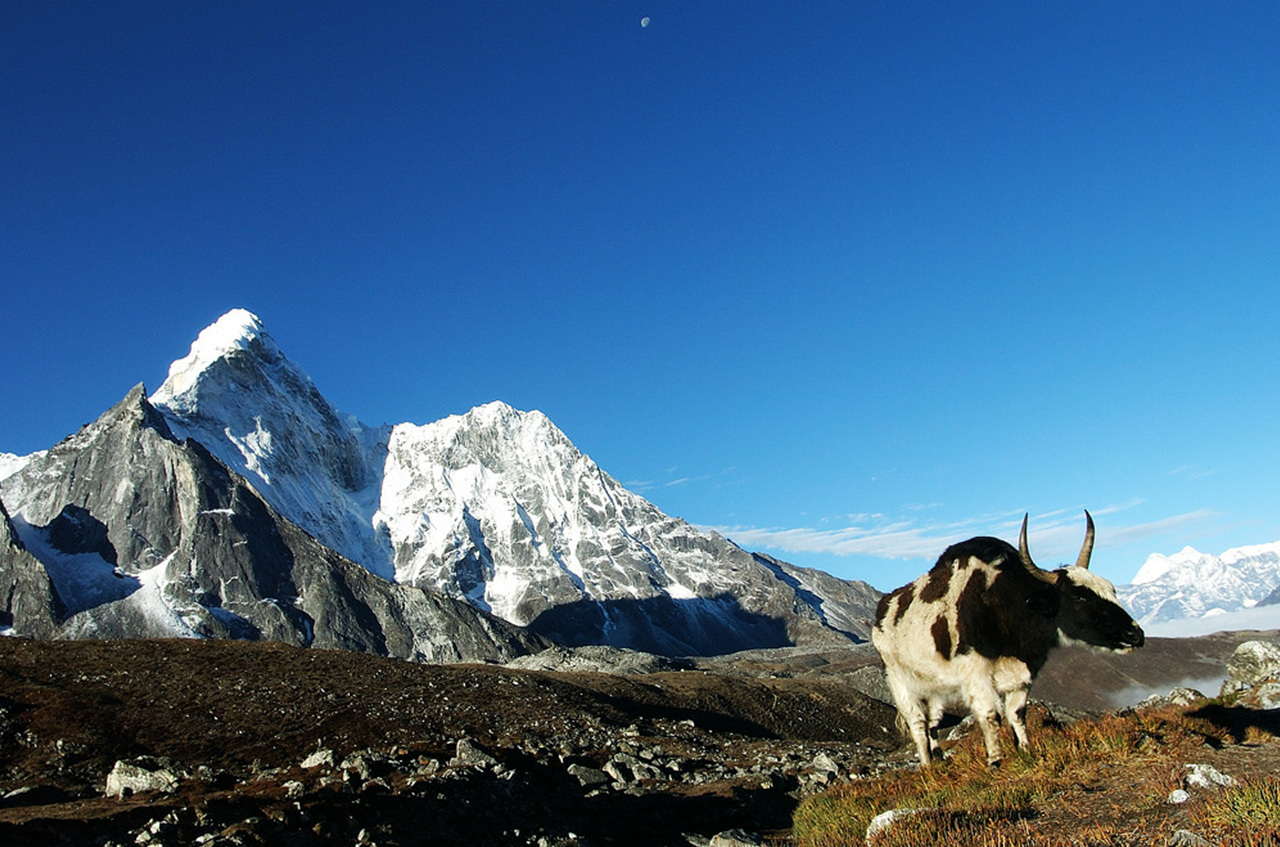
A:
793 700 1271 847
1194 774 1280 844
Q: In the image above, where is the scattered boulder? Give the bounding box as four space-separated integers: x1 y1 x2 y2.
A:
104 758 179 798
865 808 918 845
1220 640 1280 697
450 737 499 769
1135 686 1207 709
1238 680 1280 710
603 752 661 785
945 715 975 742
1183 763 1236 790
566 763 609 787
301 748 335 769
708 829 764 847
1169 830 1215 847
804 751 840 786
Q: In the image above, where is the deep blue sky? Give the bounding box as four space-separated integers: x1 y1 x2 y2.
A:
3 2 1277 591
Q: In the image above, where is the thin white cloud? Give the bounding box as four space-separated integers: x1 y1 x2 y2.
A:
705 504 1217 565
708 520 981 561
1104 509 1218 546
1167 465 1217 480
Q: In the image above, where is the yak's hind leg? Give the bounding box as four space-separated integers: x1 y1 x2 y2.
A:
926 699 946 760
885 669 939 767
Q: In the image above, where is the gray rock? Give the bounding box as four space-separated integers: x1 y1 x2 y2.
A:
708 830 764 847
809 751 839 779
1240 681 1280 710
451 737 499 769
844 665 891 704
1167 788 1191 804
0 500 62 638
341 753 374 781
1138 687 1207 709
506 645 692 675
945 715 976 742
566 764 609 787
1221 640 1280 697
1184 763 1236 790
1169 831 1215 847
301 748 335 769
105 758 179 798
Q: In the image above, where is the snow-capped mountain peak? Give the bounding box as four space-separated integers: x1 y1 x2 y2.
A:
1120 540 1280 628
152 308 275 407
1131 545 1204 586
149 309 392 578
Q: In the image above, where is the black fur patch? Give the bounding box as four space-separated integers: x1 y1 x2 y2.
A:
875 582 916 627
953 548 1059 675
1052 571 1144 650
938 536 1018 569
893 583 915 624
919 558 953 603
931 614 953 658
874 593 890 627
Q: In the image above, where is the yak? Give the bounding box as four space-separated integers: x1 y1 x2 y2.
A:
871 512 1144 767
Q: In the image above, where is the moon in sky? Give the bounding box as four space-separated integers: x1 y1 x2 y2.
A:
640 16 650 28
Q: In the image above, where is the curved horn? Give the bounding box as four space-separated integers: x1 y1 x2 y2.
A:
1075 510 1095 570
1018 513 1033 568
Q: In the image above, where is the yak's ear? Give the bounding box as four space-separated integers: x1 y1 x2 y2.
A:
1027 586 1060 618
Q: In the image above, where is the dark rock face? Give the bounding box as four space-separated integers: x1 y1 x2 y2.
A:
0 500 62 638
0 386 544 663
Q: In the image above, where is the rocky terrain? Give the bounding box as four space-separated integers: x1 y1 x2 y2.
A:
0 638 897 846
3 629 1278 846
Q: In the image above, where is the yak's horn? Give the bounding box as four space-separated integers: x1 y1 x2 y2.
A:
1018 513 1033 568
1076 510 1095 570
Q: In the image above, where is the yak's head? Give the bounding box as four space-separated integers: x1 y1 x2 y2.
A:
1019 512 1145 654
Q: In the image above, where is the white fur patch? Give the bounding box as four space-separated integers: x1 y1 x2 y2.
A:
1061 566 1120 601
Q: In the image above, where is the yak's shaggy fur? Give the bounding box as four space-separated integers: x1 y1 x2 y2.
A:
872 513 1144 766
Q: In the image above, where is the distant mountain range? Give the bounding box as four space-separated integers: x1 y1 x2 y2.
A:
1118 541 1280 632
0 310 879 660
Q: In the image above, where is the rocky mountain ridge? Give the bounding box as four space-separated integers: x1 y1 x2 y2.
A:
1 309 880 658
0 385 543 662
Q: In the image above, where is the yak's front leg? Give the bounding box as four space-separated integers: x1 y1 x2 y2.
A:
968 690 1005 766
1004 687 1032 750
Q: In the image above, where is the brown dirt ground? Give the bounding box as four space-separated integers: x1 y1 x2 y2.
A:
0 638 897 845
2 637 1278 846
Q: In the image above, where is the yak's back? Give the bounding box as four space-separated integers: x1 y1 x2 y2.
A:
874 536 1060 672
